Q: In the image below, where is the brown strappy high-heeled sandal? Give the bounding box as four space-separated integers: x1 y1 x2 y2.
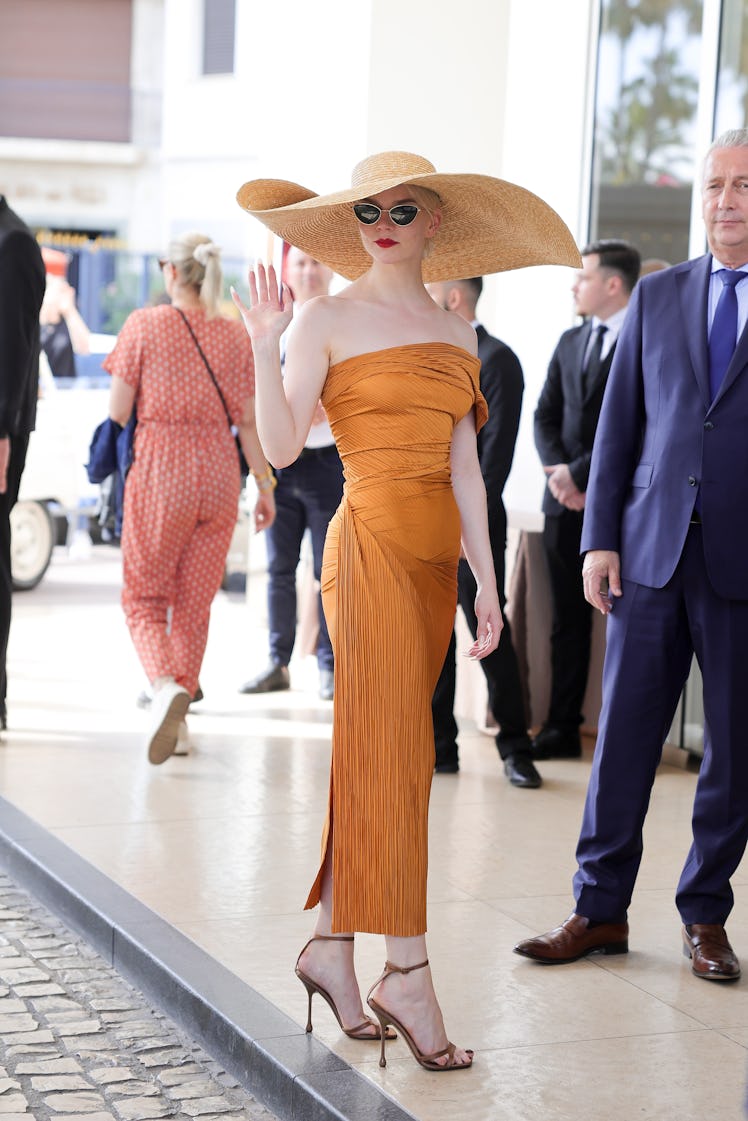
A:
366 959 474 1071
295 935 396 1041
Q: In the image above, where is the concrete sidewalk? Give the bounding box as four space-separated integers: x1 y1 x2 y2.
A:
0 543 746 1121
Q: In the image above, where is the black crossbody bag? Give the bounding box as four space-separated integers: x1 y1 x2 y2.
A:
175 307 249 478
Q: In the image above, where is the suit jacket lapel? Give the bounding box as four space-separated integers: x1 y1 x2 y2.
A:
677 255 711 407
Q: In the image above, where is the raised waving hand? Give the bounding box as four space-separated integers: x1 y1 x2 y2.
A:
231 262 293 343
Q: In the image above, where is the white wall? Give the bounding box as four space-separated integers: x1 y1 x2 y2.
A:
0 139 155 241
483 0 596 520
161 0 374 266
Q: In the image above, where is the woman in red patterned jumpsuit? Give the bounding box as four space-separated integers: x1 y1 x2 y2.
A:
105 232 275 764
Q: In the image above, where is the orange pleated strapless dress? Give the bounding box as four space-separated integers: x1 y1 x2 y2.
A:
304 343 487 936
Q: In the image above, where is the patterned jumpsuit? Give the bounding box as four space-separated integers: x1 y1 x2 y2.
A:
104 304 254 697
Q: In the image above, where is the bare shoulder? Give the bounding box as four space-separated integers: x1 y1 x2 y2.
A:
291 289 363 352
448 310 478 355
284 294 346 375
291 293 347 333
429 304 477 355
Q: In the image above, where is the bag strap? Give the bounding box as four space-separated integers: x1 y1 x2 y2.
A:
174 307 237 435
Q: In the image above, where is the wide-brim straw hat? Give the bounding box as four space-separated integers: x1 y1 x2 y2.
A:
236 151 581 282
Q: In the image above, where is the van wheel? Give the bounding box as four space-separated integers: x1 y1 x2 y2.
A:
10 500 55 591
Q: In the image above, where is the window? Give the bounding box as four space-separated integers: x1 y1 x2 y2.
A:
589 0 704 266
203 0 236 76
714 0 748 136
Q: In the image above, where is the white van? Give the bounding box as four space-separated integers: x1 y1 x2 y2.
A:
12 339 114 590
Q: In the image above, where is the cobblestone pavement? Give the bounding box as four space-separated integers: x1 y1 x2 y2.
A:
0 872 279 1121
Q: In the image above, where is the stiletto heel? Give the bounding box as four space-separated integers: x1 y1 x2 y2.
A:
301 974 314 1033
295 934 395 1041
366 959 473 1072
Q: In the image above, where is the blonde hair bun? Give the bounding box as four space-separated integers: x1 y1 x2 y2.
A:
193 241 221 267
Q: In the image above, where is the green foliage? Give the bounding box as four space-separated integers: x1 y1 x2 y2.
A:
599 0 703 185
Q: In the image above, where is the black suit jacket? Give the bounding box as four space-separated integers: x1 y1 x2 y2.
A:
0 197 45 436
533 320 616 517
475 323 523 529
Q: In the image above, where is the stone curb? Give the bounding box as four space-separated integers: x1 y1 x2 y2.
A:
0 797 415 1121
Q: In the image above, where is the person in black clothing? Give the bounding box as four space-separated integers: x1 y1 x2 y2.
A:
0 197 46 730
429 277 541 788
532 240 640 760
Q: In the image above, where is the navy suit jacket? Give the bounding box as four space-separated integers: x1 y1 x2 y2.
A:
534 319 616 516
581 253 748 599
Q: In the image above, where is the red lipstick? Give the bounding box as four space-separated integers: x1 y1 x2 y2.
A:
375 239 397 248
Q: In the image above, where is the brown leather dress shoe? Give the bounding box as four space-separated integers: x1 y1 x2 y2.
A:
682 924 741 981
514 913 629 964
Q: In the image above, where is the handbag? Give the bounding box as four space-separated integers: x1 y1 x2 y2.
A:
174 307 249 478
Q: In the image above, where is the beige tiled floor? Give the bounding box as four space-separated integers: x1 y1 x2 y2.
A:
2 544 747 1120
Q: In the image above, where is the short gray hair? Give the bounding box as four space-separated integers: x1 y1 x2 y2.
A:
707 128 748 155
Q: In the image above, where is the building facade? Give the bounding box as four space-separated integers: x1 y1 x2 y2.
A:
0 0 741 516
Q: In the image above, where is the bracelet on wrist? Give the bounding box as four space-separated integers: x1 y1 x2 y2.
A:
251 466 277 492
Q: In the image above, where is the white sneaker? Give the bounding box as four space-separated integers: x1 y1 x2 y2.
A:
173 719 190 757
147 680 191 765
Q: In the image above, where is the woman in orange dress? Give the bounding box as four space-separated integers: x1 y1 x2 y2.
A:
105 232 276 765
233 154 579 1070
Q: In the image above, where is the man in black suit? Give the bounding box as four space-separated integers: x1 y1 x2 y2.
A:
532 240 640 760
0 197 46 730
429 277 541 788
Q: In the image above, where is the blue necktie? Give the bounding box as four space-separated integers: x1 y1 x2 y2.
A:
709 269 746 400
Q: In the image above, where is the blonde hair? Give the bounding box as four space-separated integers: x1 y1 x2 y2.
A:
167 231 223 316
408 184 441 216
407 185 442 260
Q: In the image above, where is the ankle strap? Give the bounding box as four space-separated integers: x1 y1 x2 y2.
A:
297 934 353 958
383 958 429 975
366 958 429 1004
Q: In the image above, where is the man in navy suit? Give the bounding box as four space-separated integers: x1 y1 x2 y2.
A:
0 197 45 731
514 129 748 981
532 240 641 760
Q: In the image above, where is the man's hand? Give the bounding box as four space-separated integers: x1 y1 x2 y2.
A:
582 549 622 614
0 437 10 495
544 463 585 510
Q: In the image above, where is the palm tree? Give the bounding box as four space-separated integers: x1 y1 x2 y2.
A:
598 0 703 184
